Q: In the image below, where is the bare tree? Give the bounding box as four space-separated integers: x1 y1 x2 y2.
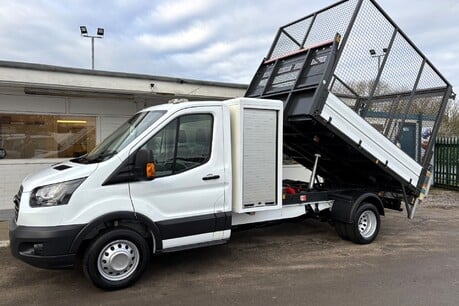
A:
439 99 459 136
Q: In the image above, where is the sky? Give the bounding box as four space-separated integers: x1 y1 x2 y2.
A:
0 0 457 92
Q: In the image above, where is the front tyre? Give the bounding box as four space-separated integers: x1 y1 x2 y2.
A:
83 228 150 290
347 203 381 244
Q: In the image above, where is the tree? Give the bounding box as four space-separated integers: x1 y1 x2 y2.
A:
439 98 459 136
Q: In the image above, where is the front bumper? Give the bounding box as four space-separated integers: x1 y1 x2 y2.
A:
9 219 84 269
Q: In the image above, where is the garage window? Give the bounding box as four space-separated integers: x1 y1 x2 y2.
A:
0 114 96 159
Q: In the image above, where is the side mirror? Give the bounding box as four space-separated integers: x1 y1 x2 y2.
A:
134 149 155 180
0 148 6 159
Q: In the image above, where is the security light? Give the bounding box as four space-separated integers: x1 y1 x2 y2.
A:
79 26 105 70
80 26 88 35
369 48 387 70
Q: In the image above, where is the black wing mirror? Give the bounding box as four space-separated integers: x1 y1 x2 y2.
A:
134 149 156 180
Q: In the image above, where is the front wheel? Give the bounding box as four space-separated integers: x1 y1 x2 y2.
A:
347 203 381 244
83 228 150 290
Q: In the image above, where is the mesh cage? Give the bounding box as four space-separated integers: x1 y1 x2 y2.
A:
268 0 357 60
265 0 453 169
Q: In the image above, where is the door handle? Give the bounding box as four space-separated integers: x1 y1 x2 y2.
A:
202 174 220 181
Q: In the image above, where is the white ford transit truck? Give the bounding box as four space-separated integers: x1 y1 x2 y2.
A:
9 0 454 290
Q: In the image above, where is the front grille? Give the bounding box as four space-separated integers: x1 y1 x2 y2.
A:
13 185 23 222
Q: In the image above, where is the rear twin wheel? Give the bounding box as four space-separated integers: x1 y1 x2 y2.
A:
335 203 381 244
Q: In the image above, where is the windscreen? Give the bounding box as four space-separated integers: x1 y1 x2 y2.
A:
75 110 166 163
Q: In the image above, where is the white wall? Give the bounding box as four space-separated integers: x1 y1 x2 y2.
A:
0 160 56 209
0 66 245 100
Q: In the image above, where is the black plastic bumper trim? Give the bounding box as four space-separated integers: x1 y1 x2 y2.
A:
9 220 84 269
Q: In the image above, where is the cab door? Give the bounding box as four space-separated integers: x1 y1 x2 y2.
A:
129 106 229 249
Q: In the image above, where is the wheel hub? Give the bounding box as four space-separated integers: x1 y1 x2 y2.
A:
98 240 140 281
358 210 377 239
110 252 131 271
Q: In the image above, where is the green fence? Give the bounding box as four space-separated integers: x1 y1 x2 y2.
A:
434 137 459 189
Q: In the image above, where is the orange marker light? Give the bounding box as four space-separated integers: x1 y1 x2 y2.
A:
146 163 156 178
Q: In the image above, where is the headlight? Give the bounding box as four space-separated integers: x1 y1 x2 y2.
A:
30 178 86 207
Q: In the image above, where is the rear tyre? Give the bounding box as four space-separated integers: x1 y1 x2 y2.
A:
334 222 349 240
347 203 380 244
83 228 150 290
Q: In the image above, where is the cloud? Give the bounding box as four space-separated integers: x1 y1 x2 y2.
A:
165 35 273 83
135 21 215 53
148 0 217 25
172 35 271 65
0 0 457 90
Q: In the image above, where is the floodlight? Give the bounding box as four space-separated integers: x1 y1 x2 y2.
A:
80 26 88 35
79 26 105 70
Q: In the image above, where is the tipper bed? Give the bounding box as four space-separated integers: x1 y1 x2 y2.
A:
245 0 454 213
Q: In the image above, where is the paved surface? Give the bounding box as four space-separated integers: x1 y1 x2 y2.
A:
0 209 13 222
0 221 7 242
0 188 458 305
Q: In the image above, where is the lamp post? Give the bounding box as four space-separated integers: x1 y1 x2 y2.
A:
369 48 387 70
80 26 104 70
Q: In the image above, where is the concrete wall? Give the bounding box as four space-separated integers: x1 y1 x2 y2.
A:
1 161 55 206
0 64 246 100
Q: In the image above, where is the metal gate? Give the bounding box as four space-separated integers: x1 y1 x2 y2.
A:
434 137 459 189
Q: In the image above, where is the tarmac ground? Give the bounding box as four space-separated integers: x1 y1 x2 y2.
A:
0 221 7 242
0 188 458 305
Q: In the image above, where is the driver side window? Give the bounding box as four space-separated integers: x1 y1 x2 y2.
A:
141 113 213 177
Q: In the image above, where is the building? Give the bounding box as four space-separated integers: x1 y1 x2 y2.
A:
0 61 246 210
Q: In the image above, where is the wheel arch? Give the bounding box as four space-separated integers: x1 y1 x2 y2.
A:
70 211 163 255
357 193 385 217
330 190 384 224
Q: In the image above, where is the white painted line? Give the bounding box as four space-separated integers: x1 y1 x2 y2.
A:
0 240 10 248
